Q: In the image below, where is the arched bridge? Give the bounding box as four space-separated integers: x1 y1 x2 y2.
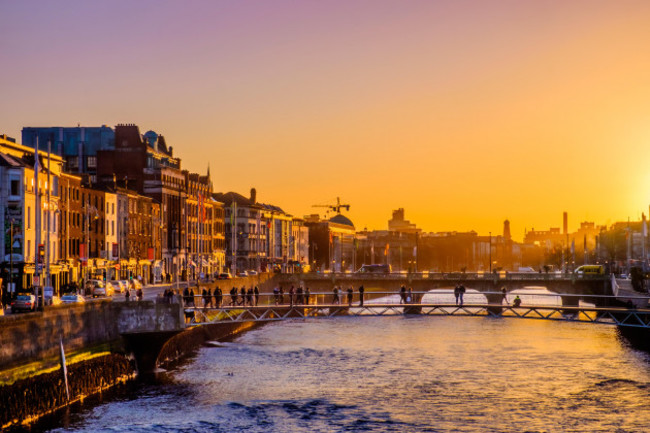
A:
273 272 612 303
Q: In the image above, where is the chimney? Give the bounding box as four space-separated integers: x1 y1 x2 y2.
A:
563 212 568 235
250 188 257 203
503 219 511 241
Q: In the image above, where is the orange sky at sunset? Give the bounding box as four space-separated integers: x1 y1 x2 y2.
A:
3 0 650 240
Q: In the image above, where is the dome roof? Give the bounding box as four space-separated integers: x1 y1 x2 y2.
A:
329 214 354 228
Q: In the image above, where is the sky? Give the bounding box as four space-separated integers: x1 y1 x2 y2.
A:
3 0 650 240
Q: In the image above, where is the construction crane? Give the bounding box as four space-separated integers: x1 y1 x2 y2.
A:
312 197 350 215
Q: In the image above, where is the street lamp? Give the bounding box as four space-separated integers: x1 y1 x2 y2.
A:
489 232 492 273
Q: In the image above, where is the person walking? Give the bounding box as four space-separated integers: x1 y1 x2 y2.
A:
501 287 507 305
458 284 466 306
246 287 254 306
332 286 339 304
254 286 260 306
400 285 407 304
407 287 413 304
230 287 237 306
453 285 460 305
239 287 246 306
358 285 365 307
305 286 311 305
136 287 143 301
125 288 131 302
347 287 353 306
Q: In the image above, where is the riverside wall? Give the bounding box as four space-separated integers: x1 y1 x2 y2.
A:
0 300 184 371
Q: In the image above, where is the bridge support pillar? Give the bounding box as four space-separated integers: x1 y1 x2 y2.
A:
484 293 504 316
403 305 421 315
561 295 580 315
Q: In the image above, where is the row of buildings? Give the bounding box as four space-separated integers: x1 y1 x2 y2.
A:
0 124 309 296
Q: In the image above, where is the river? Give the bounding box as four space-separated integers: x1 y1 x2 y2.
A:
25 305 650 433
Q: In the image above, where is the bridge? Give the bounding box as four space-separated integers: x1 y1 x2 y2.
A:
273 272 612 305
186 288 650 329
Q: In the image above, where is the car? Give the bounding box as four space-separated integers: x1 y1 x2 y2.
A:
61 294 85 304
105 281 116 296
248 270 258 276
49 295 62 306
217 272 232 280
131 279 143 290
237 271 248 277
111 280 125 293
11 294 37 313
118 280 131 291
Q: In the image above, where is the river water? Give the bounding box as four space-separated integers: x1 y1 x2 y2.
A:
31 307 650 433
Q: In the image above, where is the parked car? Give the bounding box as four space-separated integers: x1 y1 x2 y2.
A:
248 270 258 276
111 280 125 293
11 294 37 313
105 281 116 296
61 294 85 304
217 272 232 280
88 280 110 297
237 271 248 277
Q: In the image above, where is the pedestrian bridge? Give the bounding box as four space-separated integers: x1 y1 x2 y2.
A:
187 290 650 329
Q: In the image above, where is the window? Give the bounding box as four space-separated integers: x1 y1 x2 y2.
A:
27 207 31 229
87 156 97 168
10 179 19 196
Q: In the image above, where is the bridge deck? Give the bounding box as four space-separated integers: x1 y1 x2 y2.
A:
187 303 650 329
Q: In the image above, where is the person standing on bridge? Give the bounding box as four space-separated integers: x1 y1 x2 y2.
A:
239 287 246 306
296 286 304 305
254 286 260 306
230 287 237 306
332 286 339 304
501 287 507 305
400 285 407 304
273 286 280 305
305 286 311 305
458 284 465 307
407 287 413 304
289 285 295 307
359 285 365 307
347 287 353 306
454 285 460 305
247 287 254 306
215 286 222 308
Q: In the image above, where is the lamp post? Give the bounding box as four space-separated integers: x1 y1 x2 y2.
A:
489 232 492 273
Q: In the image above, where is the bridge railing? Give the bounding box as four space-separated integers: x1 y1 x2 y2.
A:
293 272 608 281
177 288 648 310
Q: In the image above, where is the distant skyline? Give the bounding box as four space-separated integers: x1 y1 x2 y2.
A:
3 0 650 240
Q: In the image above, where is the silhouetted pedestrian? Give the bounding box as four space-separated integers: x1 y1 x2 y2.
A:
358 285 365 307
458 284 465 306
347 287 353 306
332 286 339 304
400 285 406 304
254 286 259 306
501 287 507 305
305 286 311 305
289 285 295 307
453 285 460 305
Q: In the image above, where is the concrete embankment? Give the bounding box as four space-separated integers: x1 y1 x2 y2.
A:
0 298 263 429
